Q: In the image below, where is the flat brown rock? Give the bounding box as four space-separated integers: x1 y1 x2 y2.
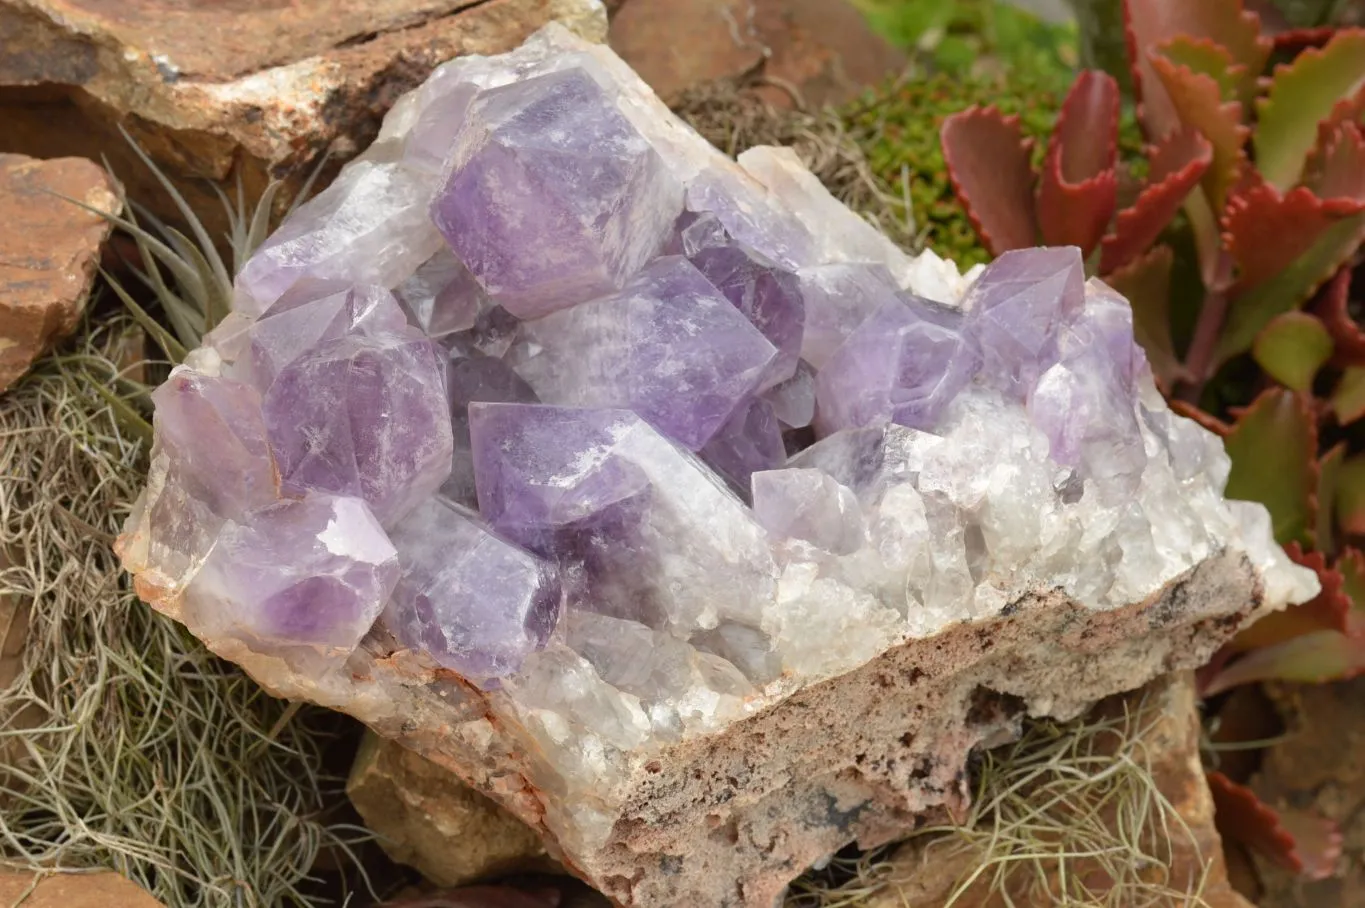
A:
347 730 555 887
0 154 118 391
0 871 164 908
608 0 903 105
0 0 607 238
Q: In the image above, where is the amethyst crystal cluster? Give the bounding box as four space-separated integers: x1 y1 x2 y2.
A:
120 23 1316 895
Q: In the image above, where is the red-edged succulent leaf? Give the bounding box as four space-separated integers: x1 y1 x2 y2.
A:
1305 121 1365 201
1272 26 1339 53
1208 770 1344 879
940 107 1038 256
1231 543 1349 651
1337 546 1365 631
1171 398 1232 434
1318 442 1345 555
1256 29 1365 191
1336 452 1365 534
1215 183 1365 364
1331 367 1365 425
1103 245 1188 387
1205 628 1365 692
1251 311 1334 391
1318 265 1365 360
1036 71 1120 255
1098 130 1212 274
1149 40 1250 211
1124 0 1270 138
1222 388 1318 548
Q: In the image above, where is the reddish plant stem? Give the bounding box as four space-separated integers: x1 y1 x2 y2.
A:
1179 288 1229 403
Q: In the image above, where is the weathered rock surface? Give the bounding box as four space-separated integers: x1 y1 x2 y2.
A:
0 871 164 908
608 0 905 105
0 154 118 391
347 730 553 887
117 23 1317 908
867 672 1254 908
0 0 607 239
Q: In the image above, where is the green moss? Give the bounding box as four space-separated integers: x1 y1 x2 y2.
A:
839 68 1146 269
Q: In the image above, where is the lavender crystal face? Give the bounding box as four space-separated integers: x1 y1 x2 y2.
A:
233 284 409 391
509 257 778 450
687 242 804 389
262 330 454 526
963 246 1085 398
394 249 487 338
699 397 786 498
469 403 776 635
433 67 682 318
184 493 400 653
118 26 1320 905
384 496 561 682
814 294 978 435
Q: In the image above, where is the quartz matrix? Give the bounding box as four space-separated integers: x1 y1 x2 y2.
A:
119 23 1318 908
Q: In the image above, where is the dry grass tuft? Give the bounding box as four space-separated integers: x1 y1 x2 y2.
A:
785 693 1212 907
671 82 923 252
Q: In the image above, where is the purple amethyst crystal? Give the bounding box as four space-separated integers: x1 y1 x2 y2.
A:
394 249 488 338
797 263 903 370
384 496 561 681
964 247 1085 398
763 361 816 429
509 256 778 450
684 168 816 270
468 403 776 633
233 284 408 391
262 330 454 526
432 67 682 318
1028 280 1148 489
814 295 978 435
687 243 804 388
233 160 444 317
184 493 399 653
151 370 277 520
442 346 540 507
699 397 786 498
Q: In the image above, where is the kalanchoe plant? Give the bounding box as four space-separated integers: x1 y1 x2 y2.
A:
943 0 1365 882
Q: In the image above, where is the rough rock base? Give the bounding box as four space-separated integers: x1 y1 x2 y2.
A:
162 546 1260 907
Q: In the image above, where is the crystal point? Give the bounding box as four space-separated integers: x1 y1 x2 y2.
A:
432 67 682 318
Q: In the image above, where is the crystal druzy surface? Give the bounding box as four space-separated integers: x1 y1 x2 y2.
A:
123 23 1317 873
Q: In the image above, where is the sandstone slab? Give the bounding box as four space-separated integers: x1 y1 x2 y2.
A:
0 0 607 240
0 154 118 391
347 730 553 887
607 0 904 105
0 871 164 908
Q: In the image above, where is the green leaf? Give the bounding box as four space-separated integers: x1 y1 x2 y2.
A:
1223 388 1317 547
1205 629 1365 693
1331 366 1365 424
1318 443 1345 554
1335 452 1365 534
1252 310 1334 390
1255 29 1365 191
99 269 188 364
1215 201 1365 366
1338 547 1365 634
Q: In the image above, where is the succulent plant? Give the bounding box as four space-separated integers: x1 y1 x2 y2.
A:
942 0 1365 880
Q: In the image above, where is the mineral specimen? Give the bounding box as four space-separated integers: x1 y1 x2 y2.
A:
119 23 1319 908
